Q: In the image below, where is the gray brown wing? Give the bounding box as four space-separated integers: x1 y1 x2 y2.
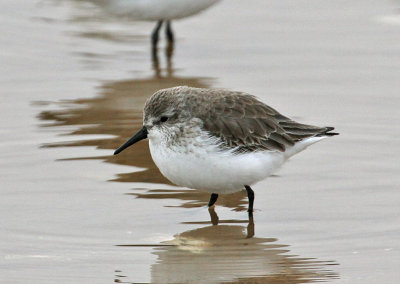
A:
196 91 335 153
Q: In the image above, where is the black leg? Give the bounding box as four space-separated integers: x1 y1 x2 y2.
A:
208 193 218 207
151 20 163 49
165 20 174 43
245 185 254 213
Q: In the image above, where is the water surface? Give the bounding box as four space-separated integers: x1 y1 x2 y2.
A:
1 0 400 283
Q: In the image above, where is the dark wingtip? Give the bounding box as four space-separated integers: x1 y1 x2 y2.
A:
315 126 339 137
323 126 339 136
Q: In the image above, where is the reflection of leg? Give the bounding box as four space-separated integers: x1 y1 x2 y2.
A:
151 45 161 78
245 185 254 213
165 21 174 43
208 193 218 207
165 38 174 77
151 20 163 48
208 207 219 226
247 213 254 238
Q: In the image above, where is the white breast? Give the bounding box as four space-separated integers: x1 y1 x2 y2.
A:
149 136 284 194
148 128 328 194
93 0 220 21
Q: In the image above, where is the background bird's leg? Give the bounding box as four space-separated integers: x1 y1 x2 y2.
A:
165 41 174 78
165 20 174 43
208 193 218 207
151 20 163 49
245 185 254 213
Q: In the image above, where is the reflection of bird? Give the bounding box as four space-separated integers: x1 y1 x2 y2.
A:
114 86 338 213
115 209 338 283
148 209 336 283
82 0 220 48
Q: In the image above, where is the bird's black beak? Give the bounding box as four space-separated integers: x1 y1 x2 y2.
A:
114 126 148 155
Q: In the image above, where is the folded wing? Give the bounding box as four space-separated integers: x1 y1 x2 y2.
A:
198 91 337 153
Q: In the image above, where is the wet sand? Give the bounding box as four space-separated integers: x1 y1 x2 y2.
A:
1 0 400 283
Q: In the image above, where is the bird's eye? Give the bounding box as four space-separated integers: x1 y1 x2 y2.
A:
160 116 168 123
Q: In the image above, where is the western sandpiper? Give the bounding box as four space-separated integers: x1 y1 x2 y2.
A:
114 86 338 213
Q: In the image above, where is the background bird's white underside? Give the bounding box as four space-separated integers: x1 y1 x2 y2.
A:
149 135 326 194
95 0 220 21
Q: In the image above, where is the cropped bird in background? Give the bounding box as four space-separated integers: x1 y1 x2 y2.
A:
82 0 220 48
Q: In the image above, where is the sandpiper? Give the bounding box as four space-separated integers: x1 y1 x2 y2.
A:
114 86 338 213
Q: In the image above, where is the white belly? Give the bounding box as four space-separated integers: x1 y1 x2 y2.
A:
148 135 326 194
95 0 220 21
148 139 286 194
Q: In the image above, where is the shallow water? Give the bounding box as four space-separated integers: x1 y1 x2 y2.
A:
1 0 400 283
